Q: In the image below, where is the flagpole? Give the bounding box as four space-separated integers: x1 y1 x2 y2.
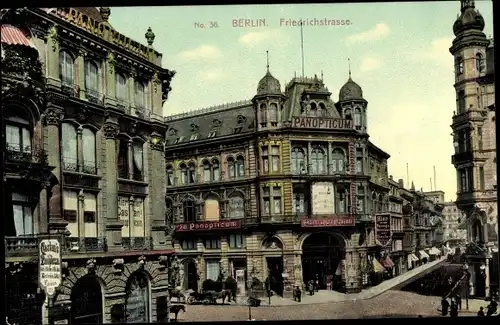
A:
300 20 304 78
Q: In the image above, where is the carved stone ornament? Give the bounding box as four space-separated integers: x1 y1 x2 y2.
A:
48 26 58 52
107 52 116 75
113 258 124 274
159 256 169 269
44 107 64 126
102 121 120 139
86 258 97 273
149 132 165 151
138 255 146 268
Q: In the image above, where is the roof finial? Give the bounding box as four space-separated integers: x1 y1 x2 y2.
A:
266 50 270 72
348 58 352 79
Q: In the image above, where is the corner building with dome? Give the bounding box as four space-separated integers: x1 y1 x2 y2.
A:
164 66 425 296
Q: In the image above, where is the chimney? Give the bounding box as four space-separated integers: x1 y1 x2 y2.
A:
398 179 404 188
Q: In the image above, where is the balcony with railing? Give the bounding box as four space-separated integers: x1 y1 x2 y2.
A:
61 81 79 97
84 89 104 106
62 158 97 175
261 215 301 224
122 237 153 251
451 151 473 165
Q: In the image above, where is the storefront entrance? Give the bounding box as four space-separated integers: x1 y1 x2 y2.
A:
267 257 284 296
70 275 103 324
184 259 198 291
302 232 345 291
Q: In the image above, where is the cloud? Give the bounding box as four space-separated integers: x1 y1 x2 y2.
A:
177 45 222 61
412 37 454 62
360 56 382 71
347 23 390 43
238 29 288 47
200 69 225 82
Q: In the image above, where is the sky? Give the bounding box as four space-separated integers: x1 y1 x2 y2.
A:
108 1 494 202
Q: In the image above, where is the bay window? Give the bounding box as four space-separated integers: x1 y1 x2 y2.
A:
59 50 75 85
12 193 33 236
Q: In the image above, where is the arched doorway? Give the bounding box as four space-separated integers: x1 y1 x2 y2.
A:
183 259 198 291
125 272 150 323
302 232 345 291
70 275 103 324
261 236 284 296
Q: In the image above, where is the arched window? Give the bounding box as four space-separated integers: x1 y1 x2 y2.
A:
183 200 197 222
228 195 245 219
203 160 211 182
318 102 327 117
180 163 188 184
236 156 245 177
188 162 196 183
116 72 128 102
331 148 345 173
82 128 96 174
134 80 145 109
212 159 220 181
166 198 174 227
344 108 352 120
457 56 464 74
476 53 484 73
269 103 278 124
291 147 306 174
84 60 99 93
166 165 174 186
227 157 236 178
259 103 267 123
132 142 144 181
61 123 78 171
59 50 75 85
125 273 150 323
5 110 31 155
354 108 362 127
309 102 317 116
311 147 326 174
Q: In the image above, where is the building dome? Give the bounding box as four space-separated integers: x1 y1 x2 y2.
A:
339 77 363 101
256 70 281 95
453 7 485 36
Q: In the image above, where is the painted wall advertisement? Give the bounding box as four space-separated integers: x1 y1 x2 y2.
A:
39 239 62 296
311 182 335 215
375 214 391 246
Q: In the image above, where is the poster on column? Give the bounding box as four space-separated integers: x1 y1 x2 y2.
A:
39 238 62 297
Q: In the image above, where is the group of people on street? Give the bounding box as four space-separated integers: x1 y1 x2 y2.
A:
441 294 498 317
478 300 498 317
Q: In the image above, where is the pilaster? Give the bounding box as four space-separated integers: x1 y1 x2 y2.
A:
46 26 61 87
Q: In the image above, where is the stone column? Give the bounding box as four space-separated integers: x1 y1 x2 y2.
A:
307 142 312 172
327 142 333 174
44 105 68 233
77 126 84 172
102 119 123 251
77 49 86 100
78 191 85 240
127 141 134 180
128 71 136 114
45 26 61 87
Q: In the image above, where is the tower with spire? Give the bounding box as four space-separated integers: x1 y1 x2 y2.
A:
335 58 368 134
253 51 287 130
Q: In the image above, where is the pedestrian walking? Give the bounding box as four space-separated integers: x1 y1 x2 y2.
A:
455 294 462 310
441 296 450 316
450 301 458 317
477 307 485 316
307 280 315 296
486 300 498 316
293 285 302 302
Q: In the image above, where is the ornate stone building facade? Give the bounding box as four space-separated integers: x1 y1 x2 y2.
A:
441 202 467 242
164 64 444 295
2 7 175 324
449 0 497 298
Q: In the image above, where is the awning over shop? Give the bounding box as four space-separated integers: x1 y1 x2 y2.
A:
1 25 34 47
419 250 430 259
410 254 419 261
429 247 442 255
382 256 394 268
372 258 386 273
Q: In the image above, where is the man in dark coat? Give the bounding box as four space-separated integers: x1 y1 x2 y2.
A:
450 301 458 317
441 297 450 316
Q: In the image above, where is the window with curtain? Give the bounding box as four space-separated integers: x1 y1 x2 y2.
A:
59 50 75 85
188 162 196 183
62 123 78 171
228 195 244 219
311 147 326 174
229 234 244 248
331 148 345 173
132 142 144 181
116 72 128 102
203 161 211 182
134 80 145 109
236 156 245 177
83 193 97 238
82 128 96 174
271 145 280 172
269 103 278 125
117 139 129 179
12 193 33 236
261 146 269 173
212 159 220 181
354 108 362 128
5 120 31 153
262 187 270 215
291 147 306 174
228 157 236 178
63 190 79 237
180 164 188 184
273 187 282 214
84 60 99 93
183 200 197 222
206 260 220 281
166 165 174 186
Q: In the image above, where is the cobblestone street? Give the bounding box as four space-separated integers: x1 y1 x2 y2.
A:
175 291 480 322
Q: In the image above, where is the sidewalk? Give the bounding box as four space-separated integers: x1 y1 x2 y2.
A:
249 256 448 306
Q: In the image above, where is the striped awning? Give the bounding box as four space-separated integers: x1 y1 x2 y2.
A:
419 250 430 259
410 253 419 261
382 256 395 268
429 247 442 255
372 258 386 273
1 25 34 47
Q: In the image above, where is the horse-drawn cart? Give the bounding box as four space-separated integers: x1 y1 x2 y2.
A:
186 289 232 305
